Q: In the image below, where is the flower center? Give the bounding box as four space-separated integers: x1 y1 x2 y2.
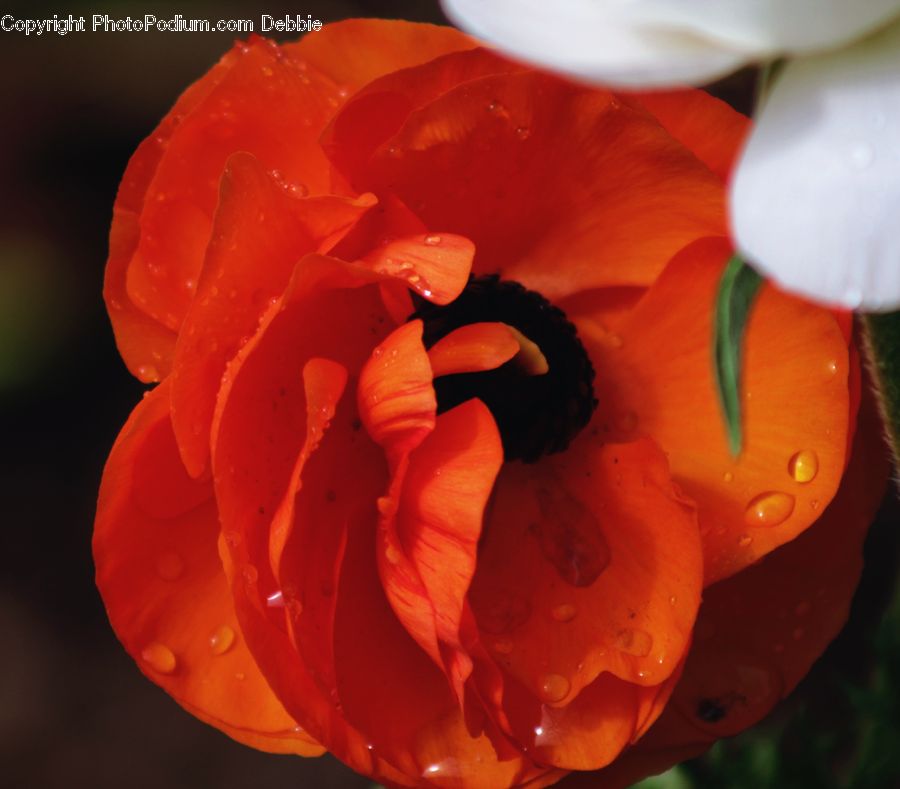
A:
410 275 598 462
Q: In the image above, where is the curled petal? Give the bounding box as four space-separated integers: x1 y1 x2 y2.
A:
571 237 851 584
470 438 702 708
732 23 900 311
357 70 725 298
105 36 347 380
171 152 374 477
427 322 522 377
563 384 890 788
94 381 322 756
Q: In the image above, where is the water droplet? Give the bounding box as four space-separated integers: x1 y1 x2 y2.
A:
738 534 753 547
261 65 274 77
723 471 734 483
242 565 259 584
614 628 653 657
156 552 184 581
423 234 442 246
744 491 795 527
538 673 570 703
608 333 624 349
385 544 401 565
137 365 159 381
266 590 285 608
515 126 531 140
826 359 839 377
551 603 577 623
210 625 236 655
235 671 246 681
669 595 677 607
788 450 818 484
142 642 177 674
287 182 308 197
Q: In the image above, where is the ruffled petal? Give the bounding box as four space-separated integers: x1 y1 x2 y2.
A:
732 22 900 311
353 71 726 298
322 47 523 181
170 152 375 477
569 237 851 584
471 437 702 705
440 0 746 88
93 380 322 756
561 380 890 788
105 35 347 380
284 18 478 93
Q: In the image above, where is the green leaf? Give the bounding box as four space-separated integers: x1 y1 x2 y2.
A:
713 255 764 456
863 311 900 478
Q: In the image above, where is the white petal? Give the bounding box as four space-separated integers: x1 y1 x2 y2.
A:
620 0 900 54
731 21 900 312
441 0 747 87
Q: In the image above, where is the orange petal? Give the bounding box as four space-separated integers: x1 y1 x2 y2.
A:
169 152 374 477
504 672 638 772
395 399 504 699
471 437 703 706
352 71 726 299
268 357 348 578
620 90 751 182
322 47 523 180
428 322 522 377
209 259 427 781
328 468 552 787
574 237 852 584
357 320 437 466
568 383 890 788
106 36 347 380
93 380 322 756
360 233 476 305
284 19 478 93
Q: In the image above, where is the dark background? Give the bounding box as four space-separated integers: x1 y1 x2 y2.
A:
0 2 897 788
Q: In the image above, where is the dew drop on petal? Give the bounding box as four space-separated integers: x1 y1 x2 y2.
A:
788 450 819 483
242 565 259 584
155 551 184 582
209 625 236 655
424 234 442 246
538 673 570 703
142 642 177 674
744 492 795 527
266 590 285 608
738 534 753 547
614 628 653 657
723 471 734 483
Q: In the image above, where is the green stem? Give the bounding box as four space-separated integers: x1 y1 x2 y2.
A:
862 312 900 487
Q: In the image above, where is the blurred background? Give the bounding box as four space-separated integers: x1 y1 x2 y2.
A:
0 2 897 787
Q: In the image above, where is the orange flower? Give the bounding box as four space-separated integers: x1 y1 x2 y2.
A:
94 19 888 788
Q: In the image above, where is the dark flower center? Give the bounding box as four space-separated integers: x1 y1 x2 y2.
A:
409 275 598 462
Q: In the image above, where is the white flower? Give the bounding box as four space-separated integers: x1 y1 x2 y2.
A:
441 0 900 310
